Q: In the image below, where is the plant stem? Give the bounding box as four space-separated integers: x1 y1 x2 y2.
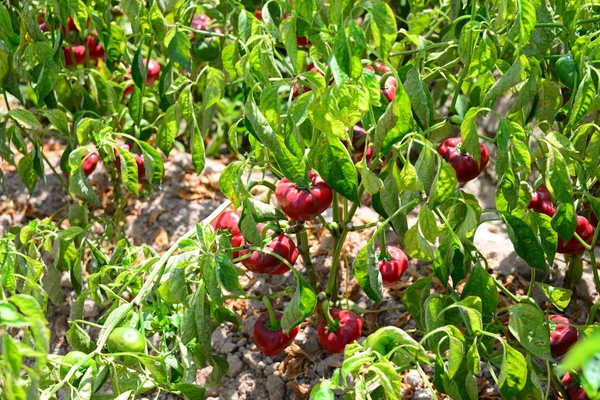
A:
322 299 340 332
378 223 389 258
262 296 279 329
297 224 318 290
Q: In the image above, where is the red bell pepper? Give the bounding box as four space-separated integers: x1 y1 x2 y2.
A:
377 246 409 287
253 311 298 356
557 216 594 254
549 315 578 357
275 171 333 222
317 308 362 353
437 137 489 183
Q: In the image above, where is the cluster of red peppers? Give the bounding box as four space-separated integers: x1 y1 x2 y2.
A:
211 167 412 355
527 185 596 254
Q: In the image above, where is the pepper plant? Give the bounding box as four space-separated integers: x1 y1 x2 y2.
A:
2 0 600 399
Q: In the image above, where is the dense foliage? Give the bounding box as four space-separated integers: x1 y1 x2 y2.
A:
1 0 600 399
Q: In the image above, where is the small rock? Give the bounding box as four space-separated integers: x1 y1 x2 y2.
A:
237 338 248 347
220 342 236 354
264 362 280 377
412 389 434 400
266 375 285 400
212 327 228 351
295 325 320 354
325 353 344 368
243 351 266 371
83 300 99 318
405 369 423 388
227 354 243 377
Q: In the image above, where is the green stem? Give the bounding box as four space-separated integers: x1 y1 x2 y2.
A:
247 179 277 192
378 224 389 258
322 299 340 332
297 225 318 290
263 296 280 329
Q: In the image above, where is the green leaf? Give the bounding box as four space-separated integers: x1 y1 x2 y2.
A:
281 269 317 334
374 85 413 153
359 1 398 59
203 67 225 109
551 202 577 242
508 303 552 360
467 33 497 78
191 125 206 174
139 142 164 185
353 240 383 303
367 360 402 400
402 276 432 330
310 136 359 203
403 67 432 129
395 161 421 192
567 69 596 129
17 155 37 195
219 161 246 209
358 158 384 195
418 205 437 243
560 329 600 373
461 264 498 322
534 283 572 311
429 161 457 207
115 147 139 195
68 168 100 206
535 79 562 128
503 214 546 271
157 104 178 156
460 107 484 166
483 55 528 106
499 341 528 398
310 380 335 400
215 253 243 295
545 146 571 204
9 109 41 130
158 267 187 305
167 30 192 70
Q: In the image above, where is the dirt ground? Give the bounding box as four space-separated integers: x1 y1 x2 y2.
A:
1 141 598 400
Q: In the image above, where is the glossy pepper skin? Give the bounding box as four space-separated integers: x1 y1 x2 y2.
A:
317 310 362 353
107 327 146 366
557 216 594 254
238 226 299 274
437 137 489 183
556 54 577 89
562 373 589 400
528 184 556 217
549 315 578 357
211 211 242 237
86 35 105 61
253 312 298 356
60 351 98 379
377 246 409 287
82 151 99 176
275 171 333 221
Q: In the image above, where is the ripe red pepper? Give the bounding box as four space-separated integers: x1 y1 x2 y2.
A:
549 315 578 357
437 137 489 183
124 59 162 96
528 184 556 217
275 171 333 221
86 35 105 61
351 125 372 163
211 211 242 237
363 63 397 102
237 226 299 274
377 246 408 287
557 216 594 254
82 151 99 176
317 309 362 353
63 45 86 66
562 373 589 400
253 311 298 356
